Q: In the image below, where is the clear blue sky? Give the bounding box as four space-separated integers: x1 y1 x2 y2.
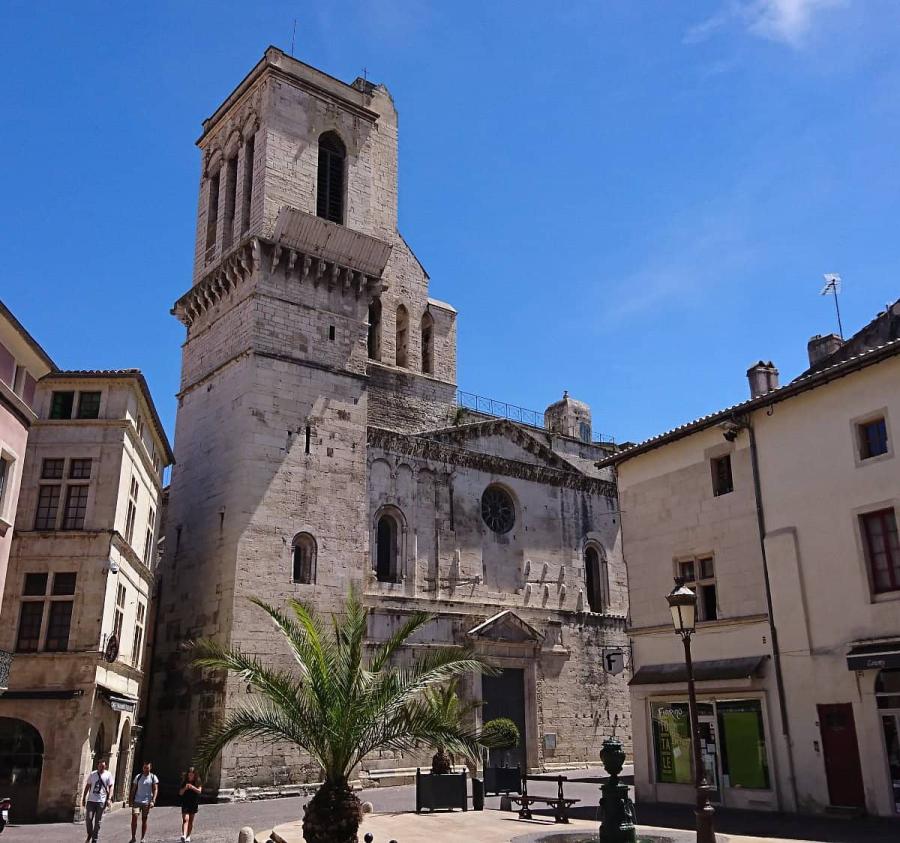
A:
3 1 899 446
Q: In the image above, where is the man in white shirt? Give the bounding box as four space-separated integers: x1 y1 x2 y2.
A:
81 760 113 843
129 761 159 843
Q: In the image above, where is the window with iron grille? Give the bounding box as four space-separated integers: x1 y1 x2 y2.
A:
76 391 101 419
316 132 345 224
711 455 734 496
62 484 88 530
858 417 889 460
49 391 74 419
34 485 61 529
678 557 718 621
69 458 92 479
861 508 900 594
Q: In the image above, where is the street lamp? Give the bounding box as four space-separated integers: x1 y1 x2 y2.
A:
666 579 716 843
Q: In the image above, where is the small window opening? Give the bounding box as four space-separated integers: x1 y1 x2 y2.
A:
292 532 317 584
376 514 400 583
711 454 733 496
49 391 74 420
678 557 718 621
304 425 311 455
858 417 888 460
367 300 382 361
316 132 345 224
421 311 434 375
395 305 409 368
241 134 255 235
329 325 336 341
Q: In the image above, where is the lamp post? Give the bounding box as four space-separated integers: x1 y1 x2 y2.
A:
666 579 716 843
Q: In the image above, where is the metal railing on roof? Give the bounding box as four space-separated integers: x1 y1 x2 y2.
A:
455 390 615 444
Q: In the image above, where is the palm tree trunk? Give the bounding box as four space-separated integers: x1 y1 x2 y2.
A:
302 779 363 843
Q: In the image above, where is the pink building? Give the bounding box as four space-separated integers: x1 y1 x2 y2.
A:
0 300 55 688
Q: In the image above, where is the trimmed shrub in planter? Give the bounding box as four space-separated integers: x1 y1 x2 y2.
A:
481 718 522 795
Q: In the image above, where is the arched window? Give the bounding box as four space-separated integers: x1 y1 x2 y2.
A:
368 300 382 361
395 305 409 368
584 544 609 613
421 311 434 375
292 533 317 584
317 132 345 224
375 513 400 583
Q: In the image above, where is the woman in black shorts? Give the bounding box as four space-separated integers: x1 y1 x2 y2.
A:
178 767 202 842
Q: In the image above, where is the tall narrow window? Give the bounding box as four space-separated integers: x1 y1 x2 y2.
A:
131 602 146 668
222 155 238 251
241 134 255 234
711 455 733 496
395 305 409 368
421 311 434 375
76 391 101 419
205 171 220 258
124 477 138 545
858 417 889 460
143 507 157 564
584 545 608 613
367 300 382 361
316 132 345 224
62 485 88 530
375 514 400 583
49 391 74 419
291 532 317 584
113 583 126 645
861 508 900 594
34 484 61 530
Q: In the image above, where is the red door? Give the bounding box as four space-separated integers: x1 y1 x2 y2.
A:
817 703 866 808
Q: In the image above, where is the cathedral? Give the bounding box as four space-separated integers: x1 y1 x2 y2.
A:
146 46 631 797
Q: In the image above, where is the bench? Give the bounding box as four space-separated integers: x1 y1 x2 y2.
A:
512 775 580 824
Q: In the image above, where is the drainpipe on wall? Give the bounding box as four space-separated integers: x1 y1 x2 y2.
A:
743 417 800 812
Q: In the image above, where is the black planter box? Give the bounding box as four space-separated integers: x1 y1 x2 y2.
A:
484 765 521 795
415 768 468 812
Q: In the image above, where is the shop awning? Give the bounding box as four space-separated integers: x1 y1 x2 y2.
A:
99 686 138 713
846 640 900 671
629 655 767 686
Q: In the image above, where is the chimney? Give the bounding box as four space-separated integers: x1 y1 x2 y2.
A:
807 333 843 367
746 361 779 399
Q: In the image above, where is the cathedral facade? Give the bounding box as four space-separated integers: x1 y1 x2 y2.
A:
146 47 631 797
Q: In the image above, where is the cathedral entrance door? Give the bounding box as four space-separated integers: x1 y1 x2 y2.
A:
482 668 528 770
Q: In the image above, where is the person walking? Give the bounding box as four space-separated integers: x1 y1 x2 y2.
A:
178 767 202 842
128 761 158 843
81 760 113 843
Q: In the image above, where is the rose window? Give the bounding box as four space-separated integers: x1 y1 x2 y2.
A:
481 486 515 534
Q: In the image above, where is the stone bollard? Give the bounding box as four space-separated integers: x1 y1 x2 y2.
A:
238 827 254 843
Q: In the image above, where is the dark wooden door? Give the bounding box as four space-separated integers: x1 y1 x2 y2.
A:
818 703 866 808
482 668 527 769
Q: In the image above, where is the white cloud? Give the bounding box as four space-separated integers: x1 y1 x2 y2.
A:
686 0 846 47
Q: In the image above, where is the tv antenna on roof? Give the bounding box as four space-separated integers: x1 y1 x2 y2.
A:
290 19 297 56
820 273 844 339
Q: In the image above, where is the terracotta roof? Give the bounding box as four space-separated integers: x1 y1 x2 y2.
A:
41 369 174 464
597 337 900 468
0 299 57 370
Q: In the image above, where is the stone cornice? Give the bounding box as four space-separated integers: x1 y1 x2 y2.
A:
368 426 616 496
172 236 388 329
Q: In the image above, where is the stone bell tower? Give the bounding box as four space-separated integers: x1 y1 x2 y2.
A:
146 47 456 794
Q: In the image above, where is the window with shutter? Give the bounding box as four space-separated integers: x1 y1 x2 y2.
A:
316 132 346 224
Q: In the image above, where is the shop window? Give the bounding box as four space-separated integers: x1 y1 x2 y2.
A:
876 670 900 814
49 391 74 419
651 702 695 784
678 557 718 621
76 391 101 419
861 508 900 594
717 700 770 789
858 417 888 460
292 532 317 584
711 454 733 496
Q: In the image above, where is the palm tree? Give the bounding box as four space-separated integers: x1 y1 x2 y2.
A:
192 592 490 843
422 679 482 774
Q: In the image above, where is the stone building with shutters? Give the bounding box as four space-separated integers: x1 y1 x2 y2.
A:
0 370 173 821
144 47 631 799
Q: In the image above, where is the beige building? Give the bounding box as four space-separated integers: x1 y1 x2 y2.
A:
0 370 173 821
601 303 900 818
0 301 55 680
145 47 632 799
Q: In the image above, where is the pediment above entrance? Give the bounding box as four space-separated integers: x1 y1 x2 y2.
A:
467 610 543 644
